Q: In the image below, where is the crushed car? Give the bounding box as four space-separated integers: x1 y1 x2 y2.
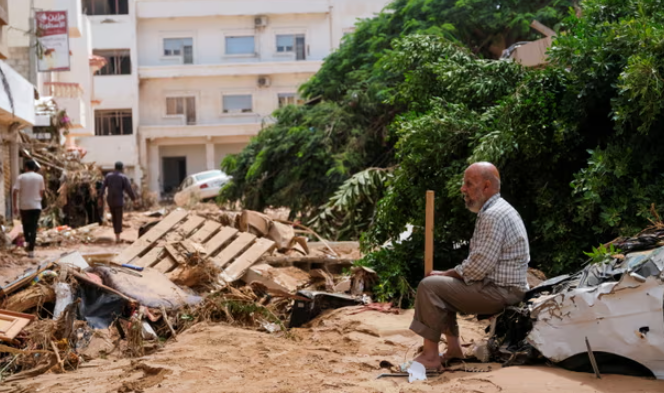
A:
483 227 664 379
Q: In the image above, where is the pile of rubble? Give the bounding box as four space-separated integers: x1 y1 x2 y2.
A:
0 208 377 381
19 131 103 229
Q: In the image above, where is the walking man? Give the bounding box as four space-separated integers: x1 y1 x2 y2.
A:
12 160 45 258
100 162 136 243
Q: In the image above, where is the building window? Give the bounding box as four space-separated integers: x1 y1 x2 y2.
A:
276 34 306 60
166 97 196 125
222 95 252 114
83 0 128 15
95 109 132 135
31 127 54 141
94 49 131 75
225 36 255 55
278 93 304 108
164 38 193 64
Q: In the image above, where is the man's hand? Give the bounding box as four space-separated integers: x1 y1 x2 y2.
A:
426 269 454 277
12 207 18 217
426 269 463 280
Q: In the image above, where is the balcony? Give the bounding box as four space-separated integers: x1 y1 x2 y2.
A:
139 60 323 79
43 82 89 134
0 61 35 126
139 122 261 141
137 0 329 19
77 134 137 166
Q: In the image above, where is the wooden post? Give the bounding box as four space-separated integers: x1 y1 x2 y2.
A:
424 190 435 276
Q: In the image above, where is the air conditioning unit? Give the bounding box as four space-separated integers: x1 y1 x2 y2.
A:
257 76 271 88
254 16 268 28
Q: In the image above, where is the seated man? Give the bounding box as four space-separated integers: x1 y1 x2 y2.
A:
410 162 530 370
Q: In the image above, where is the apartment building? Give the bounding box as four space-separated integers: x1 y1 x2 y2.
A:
0 0 37 217
73 0 390 196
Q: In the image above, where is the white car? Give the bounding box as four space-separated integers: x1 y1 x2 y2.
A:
173 170 231 206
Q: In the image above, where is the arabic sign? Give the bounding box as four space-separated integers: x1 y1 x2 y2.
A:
36 11 70 72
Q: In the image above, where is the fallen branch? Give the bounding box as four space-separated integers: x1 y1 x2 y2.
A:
160 306 177 341
50 341 64 373
260 255 355 266
0 344 57 382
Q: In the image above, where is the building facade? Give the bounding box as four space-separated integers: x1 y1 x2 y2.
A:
0 0 36 218
77 0 390 196
8 0 389 197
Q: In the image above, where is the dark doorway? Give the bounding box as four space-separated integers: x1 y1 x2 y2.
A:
162 156 186 194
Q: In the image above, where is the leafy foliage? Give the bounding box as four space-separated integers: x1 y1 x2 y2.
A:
309 167 393 240
220 0 572 224
303 0 573 101
362 0 664 301
583 244 622 265
219 102 392 218
221 0 664 303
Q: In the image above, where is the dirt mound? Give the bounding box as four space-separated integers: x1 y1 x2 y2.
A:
11 308 664 393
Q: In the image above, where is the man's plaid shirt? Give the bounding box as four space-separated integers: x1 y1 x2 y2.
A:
454 194 530 291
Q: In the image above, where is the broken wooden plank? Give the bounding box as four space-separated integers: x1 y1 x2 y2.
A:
113 210 188 264
164 244 186 265
241 263 310 294
134 246 165 268
260 255 356 266
189 221 222 243
1 259 57 297
204 227 238 256
213 232 257 269
220 238 276 283
153 255 178 274
180 239 206 255
164 215 205 242
0 310 36 341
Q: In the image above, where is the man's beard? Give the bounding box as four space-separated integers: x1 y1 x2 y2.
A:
464 195 486 214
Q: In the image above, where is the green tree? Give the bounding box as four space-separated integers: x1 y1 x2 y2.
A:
220 0 572 225
364 0 664 302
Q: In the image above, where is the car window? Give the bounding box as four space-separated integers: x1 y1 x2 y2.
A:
195 171 222 182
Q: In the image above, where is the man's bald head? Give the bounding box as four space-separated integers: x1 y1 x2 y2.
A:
467 162 501 192
460 162 501 213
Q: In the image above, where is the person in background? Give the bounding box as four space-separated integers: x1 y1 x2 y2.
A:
12 160 45 259
100 161 136 243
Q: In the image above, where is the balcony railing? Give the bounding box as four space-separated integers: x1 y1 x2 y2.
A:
43 82 83 98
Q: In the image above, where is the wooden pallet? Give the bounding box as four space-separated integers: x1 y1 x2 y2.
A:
124 210 275 283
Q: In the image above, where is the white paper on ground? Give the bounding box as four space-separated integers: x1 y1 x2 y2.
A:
407 361 427 383
142 321 158 340
53 283 75 319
